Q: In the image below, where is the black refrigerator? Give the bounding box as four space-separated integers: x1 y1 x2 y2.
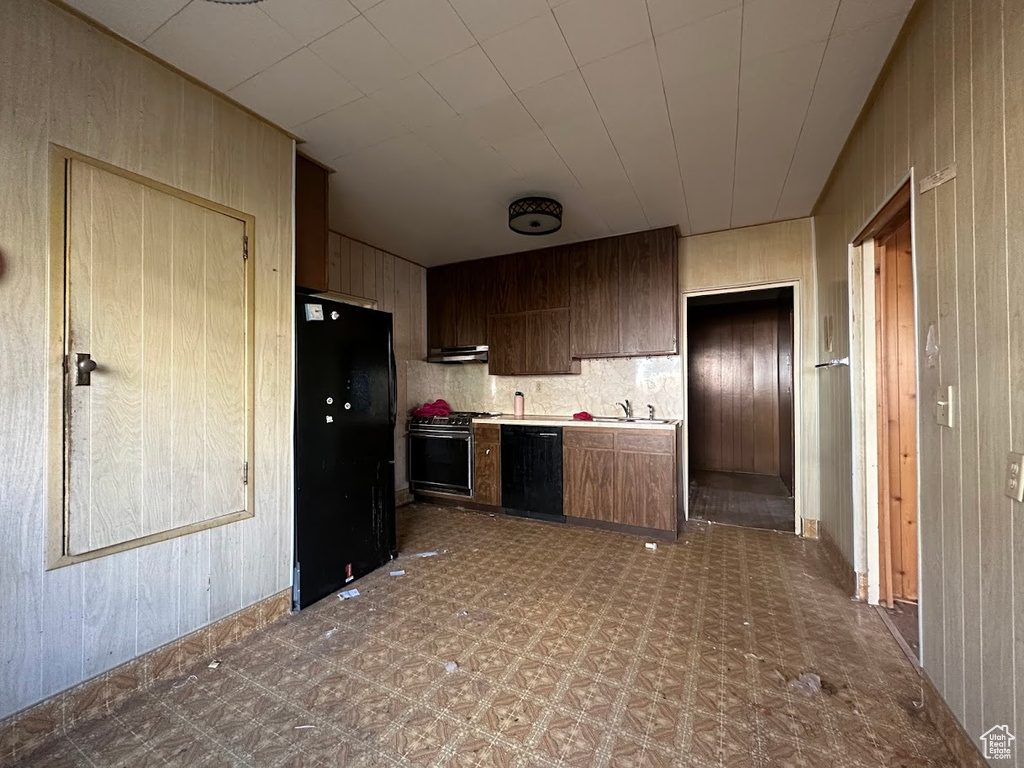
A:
293 295 397 610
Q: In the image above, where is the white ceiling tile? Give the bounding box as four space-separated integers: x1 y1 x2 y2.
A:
365 0 475 69
448 0 550 41
258 0 359 46
741 0 839 61
832 0 913 37
655 7 741 85
490 130 578 189
481 13 576 92
293 97 408 161
553 0 652 66
144 2 301 92
612 125 686 229
459 96 539 146
350 0 384 10
646 0 740 36
417 122 522 187
422 46 511 114
368 75 456 129
776 15 903 218
309 16 414 94
732 41 825 227
65 0 188 42
229 48 362 129
664 66 738 233
582 41 666 132
517 69 598 128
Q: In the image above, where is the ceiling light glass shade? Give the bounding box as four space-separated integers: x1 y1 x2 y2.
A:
508 196 562 235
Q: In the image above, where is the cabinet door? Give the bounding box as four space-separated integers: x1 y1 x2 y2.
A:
563 430 616 521
527 308 572 374
618 228 678 355
570 239 620 357
474 425 501 506
487 313 529 375
427 265 458 349
615 451 677 531
295 155 328 292
493 248 569 313
454 261 490 346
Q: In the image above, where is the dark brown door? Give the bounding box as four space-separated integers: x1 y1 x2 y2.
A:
473 425 501 506
875 211 917 604
563 429 616 521
294 154 328 292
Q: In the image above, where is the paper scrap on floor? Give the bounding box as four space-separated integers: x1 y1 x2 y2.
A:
390 570 405 576
339 589 359 600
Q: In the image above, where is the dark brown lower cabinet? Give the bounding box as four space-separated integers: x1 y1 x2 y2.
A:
564 427 677 533
563 429 616 522
473 424 501 507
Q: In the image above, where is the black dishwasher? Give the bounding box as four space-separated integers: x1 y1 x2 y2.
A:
500 426 564 522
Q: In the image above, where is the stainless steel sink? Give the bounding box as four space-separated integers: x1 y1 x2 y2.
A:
591 416 674 424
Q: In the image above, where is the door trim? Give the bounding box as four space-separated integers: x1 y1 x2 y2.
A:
680 279 802 534
46 145 258 569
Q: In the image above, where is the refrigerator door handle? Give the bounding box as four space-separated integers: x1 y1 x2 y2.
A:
388 331 397 428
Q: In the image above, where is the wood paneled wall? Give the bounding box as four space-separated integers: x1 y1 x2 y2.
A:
813 0 1023 749
679 219 817 523
688 302 784 476
0 0 293 720
327 231 426 491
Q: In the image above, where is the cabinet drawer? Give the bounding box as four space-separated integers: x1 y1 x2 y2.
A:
564 428 616 449
615 430 675 454
474 423 500 444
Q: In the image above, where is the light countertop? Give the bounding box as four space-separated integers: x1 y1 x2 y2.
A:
472 414 679 430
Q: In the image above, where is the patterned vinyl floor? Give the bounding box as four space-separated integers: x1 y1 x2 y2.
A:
15 503 954 767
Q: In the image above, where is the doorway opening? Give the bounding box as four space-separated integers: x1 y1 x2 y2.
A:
849 178 919 660
685 287 795 532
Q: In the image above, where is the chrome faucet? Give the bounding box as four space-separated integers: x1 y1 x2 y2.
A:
647 404 655 420
616 399 632 418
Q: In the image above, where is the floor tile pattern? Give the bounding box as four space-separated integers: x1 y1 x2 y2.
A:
13 503 953 767
688 471 795 532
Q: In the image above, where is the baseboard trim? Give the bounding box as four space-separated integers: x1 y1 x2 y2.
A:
801 518 818 538
818 522 858 597
921 671 987 767
0 588 292 764
396 487 413 507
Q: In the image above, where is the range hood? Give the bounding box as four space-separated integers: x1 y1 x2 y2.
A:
426 345 488 364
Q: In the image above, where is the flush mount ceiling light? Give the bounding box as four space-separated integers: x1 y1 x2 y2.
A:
508 196 562 236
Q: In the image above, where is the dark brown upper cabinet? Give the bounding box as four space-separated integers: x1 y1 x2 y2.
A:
571 227 678 357
294 154 329 292
487 309 578 375
426 259 491 349
491 247 569 314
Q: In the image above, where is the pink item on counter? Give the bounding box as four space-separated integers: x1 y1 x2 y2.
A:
513 391 525 417
572 412 594 421
412 399 451 417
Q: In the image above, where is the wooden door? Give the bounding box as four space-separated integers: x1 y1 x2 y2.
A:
563 429 616 521
526 309 572 374
63 158 253 559
473 424 501 506
875 213 917 603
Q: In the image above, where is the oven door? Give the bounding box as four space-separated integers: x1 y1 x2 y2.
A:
408 431 472 495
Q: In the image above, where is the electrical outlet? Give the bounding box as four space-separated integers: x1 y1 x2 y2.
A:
936 385 955 428
1005 452 1024 502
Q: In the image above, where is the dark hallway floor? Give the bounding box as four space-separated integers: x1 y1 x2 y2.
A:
688 470 795 532
12 503 952 767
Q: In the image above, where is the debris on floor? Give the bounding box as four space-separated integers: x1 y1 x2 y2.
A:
411 549 446 558
207 660 221 669
454 610 468 618
324 626 339 638
645 542 658 551
787 672 822 696
171 675 198 690
293 725 316 730
390 570 405 576
444 661 458 674
338 589 359 600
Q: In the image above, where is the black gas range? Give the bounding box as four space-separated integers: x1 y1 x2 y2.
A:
407 412 499 496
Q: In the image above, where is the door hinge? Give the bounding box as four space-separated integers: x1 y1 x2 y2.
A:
243 235 249 261
243 461 249 485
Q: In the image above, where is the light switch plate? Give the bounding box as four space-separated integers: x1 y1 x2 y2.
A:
936 385 955 428
1005 452 1024 502
304 303 324 321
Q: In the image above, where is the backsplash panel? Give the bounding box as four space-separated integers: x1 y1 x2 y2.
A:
407 357 684 420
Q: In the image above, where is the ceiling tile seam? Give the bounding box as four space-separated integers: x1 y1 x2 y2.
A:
256 5 356 50
443 0 608 229
769 1 842 220
655 3 742 40
728 0 746 228
142 0 196 44
228 45 366 111
549 10 650 230
644 0 692 235
362 0 476 74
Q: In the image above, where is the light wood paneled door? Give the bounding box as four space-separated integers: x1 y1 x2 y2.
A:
55 152 255 564
874 211 918 604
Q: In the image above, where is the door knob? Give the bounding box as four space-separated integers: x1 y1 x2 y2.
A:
75 353 97 386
